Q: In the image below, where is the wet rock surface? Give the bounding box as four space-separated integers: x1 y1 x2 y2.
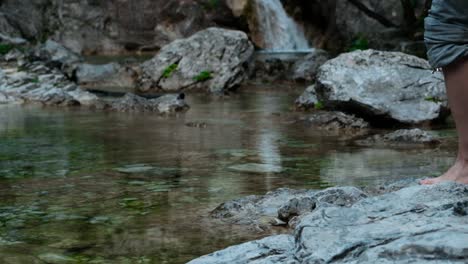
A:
191 181 468 264
291 49 329 82
296 111 370 133
139 27 254 93
75 63 137 90
108 93 189 114
297 50 449 125
357 128 441 147
211 186 367 230
250 49 328 83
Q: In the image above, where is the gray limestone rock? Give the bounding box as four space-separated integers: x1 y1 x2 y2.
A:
192 182 468 264
139 27 254 93
357 128 441 147
108 93 189 114
297 50 449 125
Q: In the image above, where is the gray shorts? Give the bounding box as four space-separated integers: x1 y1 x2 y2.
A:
424 0 468 68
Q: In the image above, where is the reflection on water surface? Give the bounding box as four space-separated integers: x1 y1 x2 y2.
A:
0 89 456 263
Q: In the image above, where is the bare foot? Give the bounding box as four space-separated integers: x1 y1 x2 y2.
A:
420 158 468 185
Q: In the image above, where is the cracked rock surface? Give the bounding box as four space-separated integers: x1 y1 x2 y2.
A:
190 182 468 264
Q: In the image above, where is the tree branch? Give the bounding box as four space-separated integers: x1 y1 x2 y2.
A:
347 0 398 28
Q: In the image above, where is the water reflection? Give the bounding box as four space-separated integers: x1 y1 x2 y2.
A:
0 90 456 263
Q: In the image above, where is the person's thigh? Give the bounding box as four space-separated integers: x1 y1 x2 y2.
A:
424 0 468 69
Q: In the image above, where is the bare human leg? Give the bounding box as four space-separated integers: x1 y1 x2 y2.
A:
421 57 468 185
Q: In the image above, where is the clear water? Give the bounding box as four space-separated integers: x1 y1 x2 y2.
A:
0 88 456 263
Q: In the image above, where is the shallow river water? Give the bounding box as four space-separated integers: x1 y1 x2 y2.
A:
0 88 457 263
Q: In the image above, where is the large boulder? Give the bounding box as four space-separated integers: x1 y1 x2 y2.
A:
297 50 448 125
189 182 468 264
139 27 254 93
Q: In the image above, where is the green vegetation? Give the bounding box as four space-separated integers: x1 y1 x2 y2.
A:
30 77 40 84
0 44 14 55
349 35 369 51
425 96 442 103
162 63 178 79
314 101 325 110
193 71 213 82
202 0 220 10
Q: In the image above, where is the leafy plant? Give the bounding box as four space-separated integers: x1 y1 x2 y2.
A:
193 71 213 82
314 101 325 110
30 77 39 84
202 0 220 10
424 96 442 103
0 44 14 55
349 35 369 51
162 63 178 79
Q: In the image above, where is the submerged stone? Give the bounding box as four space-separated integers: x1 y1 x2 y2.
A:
228 163 284 174
38 253 77 264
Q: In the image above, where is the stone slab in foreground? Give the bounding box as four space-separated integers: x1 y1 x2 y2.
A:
189 182 468 263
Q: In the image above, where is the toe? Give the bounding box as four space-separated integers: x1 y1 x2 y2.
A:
420 178 435 185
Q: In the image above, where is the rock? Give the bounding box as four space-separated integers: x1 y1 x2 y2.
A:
37 253 77 264
228 163 284 174
357 128 441 147
250 49 328 83
0 33 27 45
187 235 296 264
211 187 366 228
139 27 254 93
33 40 82 74
277 197 316 222
0 13 22 39
191 182 468 264
0 61 98 106
291 49 329 82
75 63 137 89
0 91 22 104
4 49 25 62
42 0 239 54
296 111 370 132
295 85 318 109
299 50 448 125
108 93 189 114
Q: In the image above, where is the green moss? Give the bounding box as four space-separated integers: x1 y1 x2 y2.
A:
162 64 178 79
0 44 14 55
314 101 325 110
425 96 442 103
349 35 369 51
193 71 213 82
202 0 220 10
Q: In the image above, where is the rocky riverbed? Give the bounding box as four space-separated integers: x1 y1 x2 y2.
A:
189 180 468 263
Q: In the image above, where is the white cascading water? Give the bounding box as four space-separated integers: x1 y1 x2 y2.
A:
255 0 310 51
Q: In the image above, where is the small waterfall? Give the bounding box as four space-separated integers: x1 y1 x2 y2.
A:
254 0 310 51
